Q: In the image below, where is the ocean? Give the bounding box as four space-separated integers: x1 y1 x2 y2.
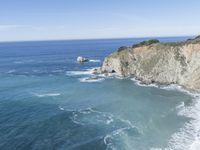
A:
0 37 199 150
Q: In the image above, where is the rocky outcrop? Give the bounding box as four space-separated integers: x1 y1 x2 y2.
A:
77 56 89 63
101 36 200 92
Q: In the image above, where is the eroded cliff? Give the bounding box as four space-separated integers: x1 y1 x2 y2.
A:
101 36 200 91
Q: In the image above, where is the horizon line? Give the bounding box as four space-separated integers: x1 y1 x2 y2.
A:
0 34 196 43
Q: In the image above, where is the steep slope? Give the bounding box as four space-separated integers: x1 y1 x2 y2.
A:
101 36 200 91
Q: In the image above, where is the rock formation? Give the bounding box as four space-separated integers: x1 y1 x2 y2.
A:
101 36 200 92
77 56 89 63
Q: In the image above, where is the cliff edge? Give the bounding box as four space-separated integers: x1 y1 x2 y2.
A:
101 36 200 92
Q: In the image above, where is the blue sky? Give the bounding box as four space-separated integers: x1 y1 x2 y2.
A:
0 0 200 41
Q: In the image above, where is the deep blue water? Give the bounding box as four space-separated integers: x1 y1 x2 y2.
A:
0 37 197 150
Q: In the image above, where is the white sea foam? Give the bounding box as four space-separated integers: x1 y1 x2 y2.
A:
104 127 130 144
131 77 200 96
33 92 61 97
7 69 16 73
14 59 34 64
74 108 114 125
115 76 124 80
104 126 136 150
190 141 200 150
59 106 65 111
79 107 95 114
70 107 138 149
69 70 200 150
66 67 102 76
79 77 105 83
160 84 200 98
176 101 185 111
131 77 200 150
66 70 93 76
150 148 162 150
131 77 159 88
103 114 137 150
157 85 200 150
71 107 115 126
51 69 63 73
89 59 101 62
98 72 124 79
164 96 200 150
66 67 107 83
71 108 134 130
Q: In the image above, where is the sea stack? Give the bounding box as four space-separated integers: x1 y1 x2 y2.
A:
101 36 200 92
77 56 89 63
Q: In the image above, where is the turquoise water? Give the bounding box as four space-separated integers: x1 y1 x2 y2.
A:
0 37 198 150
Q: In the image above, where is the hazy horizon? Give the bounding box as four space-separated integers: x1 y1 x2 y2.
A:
0 35 195 43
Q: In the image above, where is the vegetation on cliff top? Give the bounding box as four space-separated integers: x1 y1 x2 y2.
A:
116 35 200 53
165 35 200 46
117 39 160 52
117 46 128 52
132 39 160 48
186 35 200 43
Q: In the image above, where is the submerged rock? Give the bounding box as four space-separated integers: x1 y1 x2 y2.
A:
101 36 200 92
85 76 98 81
91 67 102 75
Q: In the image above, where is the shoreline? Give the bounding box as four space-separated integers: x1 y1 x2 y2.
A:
67 66 200 149
101 36 200 93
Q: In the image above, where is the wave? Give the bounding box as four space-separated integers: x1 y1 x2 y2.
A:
32 92 61 98
66 69 94 76
150 148 162 150
7 69 16 74
67 71 200 149
70 107 114 125
51 69 63 73
164 96 200 150
131 77 159 88
14 59 34 64
131 77 200 97
190 141 200 150
69 107 140 150
89 59 101 63
103 120 139 150
131 77 200 150
152 85 200 150
59 106 65 111
160 84 200 98
79 77 105 83
66 68 106 83
70 107 136 127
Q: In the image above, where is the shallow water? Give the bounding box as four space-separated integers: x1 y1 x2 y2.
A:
0 37 199 150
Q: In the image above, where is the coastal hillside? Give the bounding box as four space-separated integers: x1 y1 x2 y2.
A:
101 36 200 92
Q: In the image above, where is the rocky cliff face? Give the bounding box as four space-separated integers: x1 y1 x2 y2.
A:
101 36 200 92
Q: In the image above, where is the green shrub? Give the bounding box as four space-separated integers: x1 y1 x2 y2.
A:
186 35 200 44
117 46 127 52
132 39 160 48
194 35 200 39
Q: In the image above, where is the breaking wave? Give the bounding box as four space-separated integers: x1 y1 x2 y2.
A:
32 92 61 97
13 59 34 64
67 107 140 150
66 69 94 76
7 69 16 74
164 95 200 150
89 59 101 63
131 77 200 150
131 77 159 88
79 77 105 83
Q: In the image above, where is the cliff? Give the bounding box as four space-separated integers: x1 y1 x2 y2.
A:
101 36 200 92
